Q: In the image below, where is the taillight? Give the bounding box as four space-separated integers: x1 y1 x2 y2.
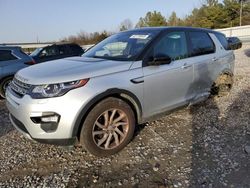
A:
25 60 36 65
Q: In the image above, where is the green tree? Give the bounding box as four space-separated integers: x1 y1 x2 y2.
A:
223 0 241 27
223 0 250 26
204 0 219 6
136 11 167 28
182 0 250 28
184 1 228 29
241 1 250 25
168 11 182 26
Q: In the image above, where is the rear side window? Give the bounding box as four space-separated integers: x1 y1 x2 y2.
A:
215 33 229 50
0 50 18 61
69 44 84 55
189 32 215 56
39 46 58 57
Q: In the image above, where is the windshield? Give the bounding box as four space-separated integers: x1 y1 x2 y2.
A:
30 48 42 57
83 30 160 61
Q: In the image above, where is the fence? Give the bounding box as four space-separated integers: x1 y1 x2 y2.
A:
215 25 250 42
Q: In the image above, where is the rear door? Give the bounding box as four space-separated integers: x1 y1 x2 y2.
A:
187 31 217 97
142 31 194 118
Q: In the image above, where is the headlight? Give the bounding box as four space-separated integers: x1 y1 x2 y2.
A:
30 79 89 99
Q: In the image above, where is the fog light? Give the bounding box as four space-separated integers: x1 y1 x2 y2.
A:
41 115 59 123
31 113 60 124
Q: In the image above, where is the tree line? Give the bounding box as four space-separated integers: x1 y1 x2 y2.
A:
62 0 250 45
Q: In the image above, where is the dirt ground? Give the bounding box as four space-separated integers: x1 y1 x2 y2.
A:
0 44 250 188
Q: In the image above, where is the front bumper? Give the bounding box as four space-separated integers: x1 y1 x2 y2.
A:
5 87 86 145
9 113 76 146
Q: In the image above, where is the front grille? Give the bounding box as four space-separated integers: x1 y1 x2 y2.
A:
9 77 31 97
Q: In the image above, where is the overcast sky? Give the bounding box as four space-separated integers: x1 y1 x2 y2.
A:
0 0 206 43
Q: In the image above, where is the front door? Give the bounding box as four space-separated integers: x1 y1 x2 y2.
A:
142 31 194 118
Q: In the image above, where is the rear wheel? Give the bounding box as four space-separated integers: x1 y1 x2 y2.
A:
211 74 233 97
80 97 135 157
0 77 13 98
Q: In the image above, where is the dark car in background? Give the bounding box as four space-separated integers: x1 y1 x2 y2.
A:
0 46 35 98
227 37 242 50
30 43 84 63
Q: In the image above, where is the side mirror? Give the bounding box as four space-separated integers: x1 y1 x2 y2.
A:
227 39 233 50
227 38 242 50
148 54 172 66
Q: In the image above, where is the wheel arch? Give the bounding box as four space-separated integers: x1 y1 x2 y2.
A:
211 68 234 96
220 68 234 77
72 88 143 138
0 75 14 84
0 75 14 98
214 68 234 85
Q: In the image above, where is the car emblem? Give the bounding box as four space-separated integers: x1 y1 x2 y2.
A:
15 74 29 83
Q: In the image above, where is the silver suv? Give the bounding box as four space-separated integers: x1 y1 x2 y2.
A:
6 27 235 156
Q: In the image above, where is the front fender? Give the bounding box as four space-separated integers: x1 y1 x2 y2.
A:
72 88 143 138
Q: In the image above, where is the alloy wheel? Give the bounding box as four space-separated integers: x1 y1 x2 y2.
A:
92 109 129 150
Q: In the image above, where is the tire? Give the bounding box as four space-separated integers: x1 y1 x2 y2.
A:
80 97 135 157
0 77 13 98
211 74 233 97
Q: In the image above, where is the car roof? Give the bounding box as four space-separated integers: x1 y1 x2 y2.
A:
51 42 78 46
0 45 21 50
42 43 80 49
126 26 222 35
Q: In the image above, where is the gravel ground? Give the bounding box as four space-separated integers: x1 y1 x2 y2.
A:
0 45 250 188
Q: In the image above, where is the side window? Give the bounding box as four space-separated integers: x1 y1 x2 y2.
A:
189 32 215 56
39 46 58 57
58 45 69 55
215 33 229 50
153 31 188 61
0 50 18 61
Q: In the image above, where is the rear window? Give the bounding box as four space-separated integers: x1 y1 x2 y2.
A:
215 33 229 50
189 31 215 56
0 50 18 61
19 48 28 56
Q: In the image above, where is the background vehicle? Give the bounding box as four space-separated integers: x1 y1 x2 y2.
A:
30 43 84 63
227 37 242 50
0 46 35 98
6 27 235 156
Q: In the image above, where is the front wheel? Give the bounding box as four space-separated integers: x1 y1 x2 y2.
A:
80 97 135 157
0 77 13 98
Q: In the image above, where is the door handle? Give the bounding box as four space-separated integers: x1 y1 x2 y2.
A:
131 77 144 84
212 57 218 62
181 63 192 69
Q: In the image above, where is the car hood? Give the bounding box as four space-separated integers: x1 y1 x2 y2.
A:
16 57 133 85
